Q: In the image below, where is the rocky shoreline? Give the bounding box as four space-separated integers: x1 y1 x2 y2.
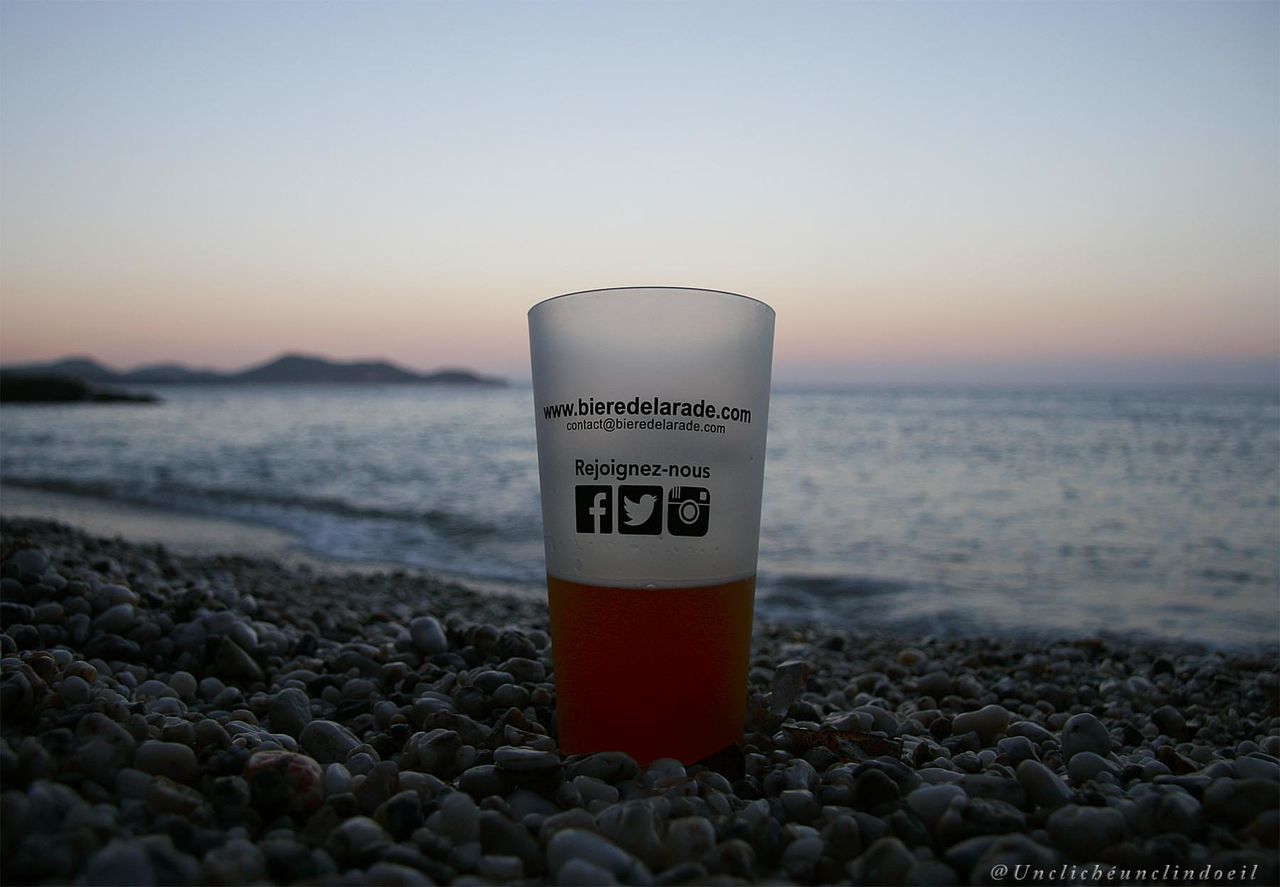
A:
1 516 1276 885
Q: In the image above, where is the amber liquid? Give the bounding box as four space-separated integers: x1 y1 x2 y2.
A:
546 574 755 765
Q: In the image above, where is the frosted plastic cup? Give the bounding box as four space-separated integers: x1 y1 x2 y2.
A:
529 286 774 764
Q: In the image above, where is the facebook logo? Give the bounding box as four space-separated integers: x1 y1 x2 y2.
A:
574 485 612 534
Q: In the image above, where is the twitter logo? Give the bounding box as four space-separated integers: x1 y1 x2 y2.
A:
618 485 663 534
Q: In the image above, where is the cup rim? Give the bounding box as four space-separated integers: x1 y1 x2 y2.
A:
529 285 774 317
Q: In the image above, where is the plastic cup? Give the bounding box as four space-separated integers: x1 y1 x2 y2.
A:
528 286 775 764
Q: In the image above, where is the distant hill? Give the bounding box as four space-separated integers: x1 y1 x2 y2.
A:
1 353 506 387
3 356 119 382
121 363 227 384
234 354 425 384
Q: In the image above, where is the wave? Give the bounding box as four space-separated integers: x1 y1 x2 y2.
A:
2 474 499 541
1 472 549 589
760 572 915 599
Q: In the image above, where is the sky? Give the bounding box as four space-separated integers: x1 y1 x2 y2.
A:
1 0 1276 386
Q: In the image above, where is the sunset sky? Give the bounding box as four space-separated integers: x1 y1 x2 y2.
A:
1 1 1276 385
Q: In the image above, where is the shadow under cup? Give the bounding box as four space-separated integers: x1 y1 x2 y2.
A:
528 287 775 765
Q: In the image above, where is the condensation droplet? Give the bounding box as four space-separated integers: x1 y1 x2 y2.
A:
644 583 657 590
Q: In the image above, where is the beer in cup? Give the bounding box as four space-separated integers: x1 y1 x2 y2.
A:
529 287 774 764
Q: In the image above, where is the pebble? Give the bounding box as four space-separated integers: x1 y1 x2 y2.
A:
1203 777 1279 827
59 674 91 706
459 763 507 799
1047 804 1127 858
500 656 546 683
198 676 225 700
409 616 448 655
1016 759 1072 808
479 809 542 873
269 687 313 739
1234 755 1280 782
82 838 155 886
973 833 1060 876
780 788 820 823
547 829 649 883
1007 720 1053 743
566 751 640 783
849 836 916 885
324 762 352 795
214 637 263 683
115 767 153 800
557 858 619 886
906 784 967 827
662 816 715 867
354 760 399 813
1156 789 1203 837
92 602 136 634
376 790 425 841
952 704 1010 745
854 767 900 807
477 855 524 881
494 745 561 783
133 740 199 783
168 670 197 700
194 719 230 750
364 862 432 885
2 520 1276 887
597 799 662 868
299 719 360 764
854 704 900 735
244 749 325 816
437 790 481 843
1061 712 1111 761
327 815 391 868
959 774 1026 807
917 671 952 698
782 835 824 881
144 774 204 814
1151 704 1186 737
573 774 619 806
996 735 1037 763
7 548 50 578
203 837 265 884
1067 750 1120 784
408 728 462 775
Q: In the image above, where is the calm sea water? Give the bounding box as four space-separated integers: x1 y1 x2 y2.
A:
1 385 1276 648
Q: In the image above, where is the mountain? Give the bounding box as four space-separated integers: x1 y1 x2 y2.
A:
232 354 426 384
121 363 227 384
0 353 505 386
3 356 119 382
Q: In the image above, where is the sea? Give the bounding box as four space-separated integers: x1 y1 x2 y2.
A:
1 384 1277 649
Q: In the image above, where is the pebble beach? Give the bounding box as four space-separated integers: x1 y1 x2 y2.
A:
1 516 1277 886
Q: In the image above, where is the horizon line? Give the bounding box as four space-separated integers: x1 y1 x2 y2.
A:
3 350 1277 388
